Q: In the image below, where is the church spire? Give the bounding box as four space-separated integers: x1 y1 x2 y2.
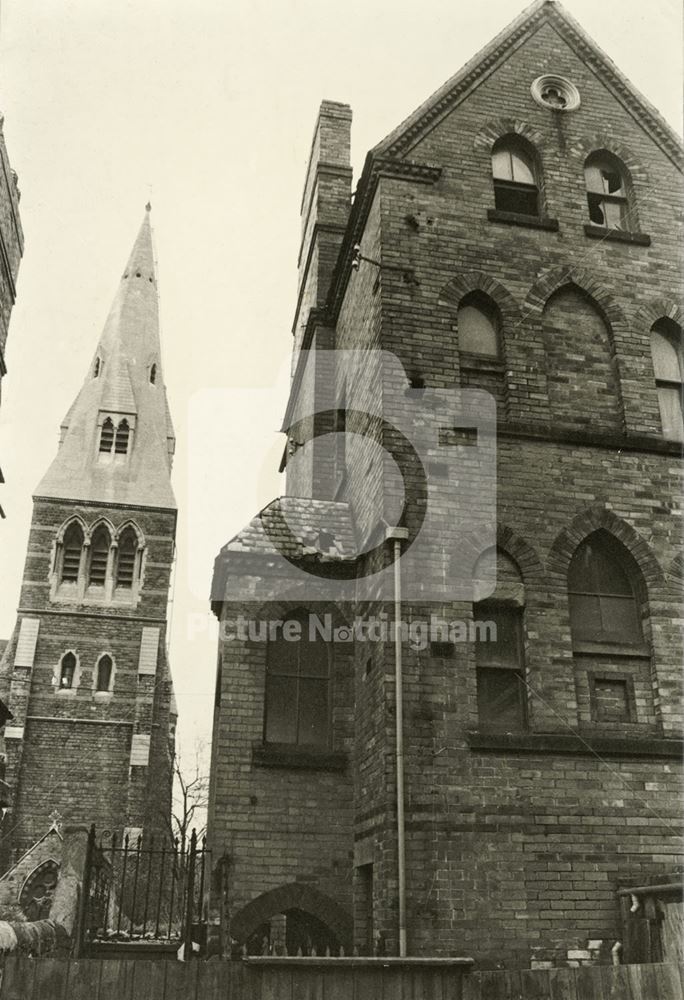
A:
35 209 176 509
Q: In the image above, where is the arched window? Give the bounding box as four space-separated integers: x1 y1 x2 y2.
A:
93 357 102 378
115 419 130 455
96 655 113 692
473 548 526 731
88 525 111 587
116 527 139 589
491 137 540 217
650 319 683 441
19 861 59 921
99 418 115 453
568 533 642 646
457 293 501 357
584 153 630 230
59 652 77 689
264 611 331 747
61 522 84 583
149 364 157 385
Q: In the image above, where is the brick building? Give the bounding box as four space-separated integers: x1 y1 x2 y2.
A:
207 0 683 968
0 111 25 511
0 208 177 864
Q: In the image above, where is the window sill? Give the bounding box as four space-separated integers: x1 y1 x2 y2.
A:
459 353 505 373
252 742 348 772
466 730 682 758
583 225 651 246
573 641 650 658
487 209 559 231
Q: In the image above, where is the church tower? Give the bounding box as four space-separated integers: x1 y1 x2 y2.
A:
0 207 177 860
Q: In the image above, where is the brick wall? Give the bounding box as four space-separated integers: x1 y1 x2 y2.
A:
209 6 683 969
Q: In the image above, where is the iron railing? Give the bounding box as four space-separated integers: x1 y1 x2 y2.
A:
79 825 206 956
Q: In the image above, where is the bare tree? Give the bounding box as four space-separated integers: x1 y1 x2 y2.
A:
169 738 209 854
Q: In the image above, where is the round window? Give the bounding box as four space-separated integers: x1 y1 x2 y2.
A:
531 75 580 112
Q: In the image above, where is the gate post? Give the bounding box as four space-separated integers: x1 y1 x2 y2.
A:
72 824 96 957
183 829 198 960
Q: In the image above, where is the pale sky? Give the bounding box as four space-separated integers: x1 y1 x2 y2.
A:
0 0 681 759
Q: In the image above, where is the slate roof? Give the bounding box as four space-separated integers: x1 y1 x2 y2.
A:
34 209 176 510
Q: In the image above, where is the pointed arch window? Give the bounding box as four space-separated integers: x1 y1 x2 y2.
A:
59 653 77 689
114 420 130 455
99 418 115 453
491 137 540 217
96 655 113 692
568 534 642 647
88 526 111 587
264 611 331 747
650 319 683 442
149 364 157 385
61 522 84 583
457 293 501 358
585 153 630 230
93 357 102 378
116 527 139 589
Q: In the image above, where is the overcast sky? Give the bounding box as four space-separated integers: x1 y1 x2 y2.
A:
0 0 681 759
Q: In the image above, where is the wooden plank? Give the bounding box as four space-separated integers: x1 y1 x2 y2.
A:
198 961 241 999
382 966 409 999
99 959 135 1000
599 966 634 1000
442 967 466 1000
131 959 166 1000
574 964 605 1000
260 965 293 1000
1 956 35 1000
65 960 102 1000
354 968 386 1000
164 961 199 1000
462 971 481 1000
548 967 576 1000
644 963 681 1000
31 958 70 1000
519 969 551 1000
320 966 355 1000
291 967 324 1000
477 970 510 1000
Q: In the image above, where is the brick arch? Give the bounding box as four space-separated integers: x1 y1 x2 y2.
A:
473 118 546 153
458 523 544 591
438 272 521 328
636 299 683 331
547 507 665 588
230 883 353 950
523 267 627 333
666 552 684 589
249 600 351 631
570 133 649 186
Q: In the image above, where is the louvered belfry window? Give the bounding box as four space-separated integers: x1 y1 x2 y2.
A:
61 522 84 583
88 526 111 587
99 417 115 452
115 419 130 454
116 528 138 588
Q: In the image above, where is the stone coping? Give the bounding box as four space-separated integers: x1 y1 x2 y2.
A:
243 956 474 967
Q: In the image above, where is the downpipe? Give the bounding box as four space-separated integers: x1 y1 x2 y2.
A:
387 525 409 957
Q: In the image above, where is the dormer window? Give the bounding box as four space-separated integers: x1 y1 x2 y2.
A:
115 419 130 455
99 418 115 453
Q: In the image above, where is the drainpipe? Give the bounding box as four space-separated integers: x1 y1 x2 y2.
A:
386 525 409 957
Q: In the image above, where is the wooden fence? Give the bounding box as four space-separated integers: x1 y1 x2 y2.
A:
1 957 682 999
